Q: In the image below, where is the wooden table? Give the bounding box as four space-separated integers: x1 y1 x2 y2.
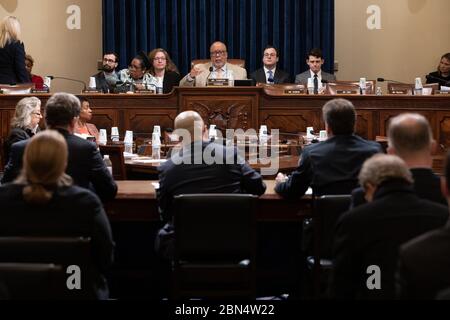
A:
104 180 312 222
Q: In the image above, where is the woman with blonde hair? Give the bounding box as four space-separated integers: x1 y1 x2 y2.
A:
148 48 181 93
0 130 114 299
0 16 30 84
3 96 42 164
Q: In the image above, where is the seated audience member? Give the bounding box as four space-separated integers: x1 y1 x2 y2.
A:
295 48 336 93
426 53 450 88
2 92 117 202
250 46 290 84
148 48 181 93
93 52 120 93
0 130 114 299
118 52 157 91
155 111 266 258
397 152 450 299
275 98 381 198
25 54 44 90
74 96 99 143
351 113 446 207
3 96 42 164
179 41 247 87
331 154 448 300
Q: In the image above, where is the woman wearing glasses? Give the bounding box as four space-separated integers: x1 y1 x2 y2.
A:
118 52 157 91
3 97 41 164
148 48 181 93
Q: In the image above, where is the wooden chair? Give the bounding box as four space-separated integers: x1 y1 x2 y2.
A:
99 144 127 180
172 194 258 299
191 59 246 69
261 83 306 95
307 195 352 298
0 237 93 299
0 263 65 299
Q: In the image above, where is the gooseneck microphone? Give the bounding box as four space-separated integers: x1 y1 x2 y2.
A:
205 67 214 86
47 76 87 90
377 78 405 84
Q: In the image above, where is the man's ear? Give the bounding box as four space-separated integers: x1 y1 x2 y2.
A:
387 146 396 155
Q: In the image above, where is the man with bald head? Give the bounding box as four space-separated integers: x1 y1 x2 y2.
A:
157 110 265 222
351 113 446 207
179 41 247 87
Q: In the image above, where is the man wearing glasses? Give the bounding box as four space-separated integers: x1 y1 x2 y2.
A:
180 41 247 87
93 52 120 93
250 46 290 84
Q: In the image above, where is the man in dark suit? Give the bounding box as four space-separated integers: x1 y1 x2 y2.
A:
1 92 117 202
351 113 446 207
295 48 336 93
93 52 120 93
331 154 448 299
396 151 450 300
275 98 382 198
250 46 290 84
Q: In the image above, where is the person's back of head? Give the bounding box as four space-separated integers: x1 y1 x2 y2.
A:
45 92 80 129
174 111 205 144
359 154 413 200
322 98 356 135
387 113 433 160
16 130 72 205
0 16 21 48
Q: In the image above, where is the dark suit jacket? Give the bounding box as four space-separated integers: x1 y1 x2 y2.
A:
397 221 450 299
295 70 336 85
331 180 448 300
275 135 382 198
426 71 450 88
1 129 117 202
93 71 119 93
0 183 114 299
162 71 181 93
0 41 30 84
350 168 447 208
250 68 291 84
3 127 35 165
157 141 267 222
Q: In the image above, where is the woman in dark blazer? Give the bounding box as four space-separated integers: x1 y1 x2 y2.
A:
148 48 181 93
0 16 30 84
3 96 42 165
0 130 114 299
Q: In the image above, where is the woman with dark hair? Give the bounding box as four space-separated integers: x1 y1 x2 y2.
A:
118 52 157 90
426 53 450 88
25 54 44 90
0 130 114 299
3 96 41 164
74 96 99 143
148 48 181 93
0 16 30 84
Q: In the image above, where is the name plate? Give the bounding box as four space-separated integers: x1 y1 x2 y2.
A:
391 90 409 95
337 90 359 95
135 89 155 94
82 89 103 94
207 79 229 86
284 89 305 94
31 89 50 94
436 91 450 95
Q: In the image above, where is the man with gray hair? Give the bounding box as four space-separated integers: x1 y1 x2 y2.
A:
331 154 448 299
275 98 381 198
2 92 117 201
351 113 446 207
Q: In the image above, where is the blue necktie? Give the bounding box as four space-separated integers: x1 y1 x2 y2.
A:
314 74 319 94
267 70 274 83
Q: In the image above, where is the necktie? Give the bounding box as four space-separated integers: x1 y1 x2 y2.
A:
267 70 274 83
314 74 319 94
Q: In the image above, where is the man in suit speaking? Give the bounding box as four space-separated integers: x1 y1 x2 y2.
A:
295 48 336 93
179 41 247 87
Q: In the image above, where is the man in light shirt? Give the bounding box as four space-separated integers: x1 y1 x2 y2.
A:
179 41 247 87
